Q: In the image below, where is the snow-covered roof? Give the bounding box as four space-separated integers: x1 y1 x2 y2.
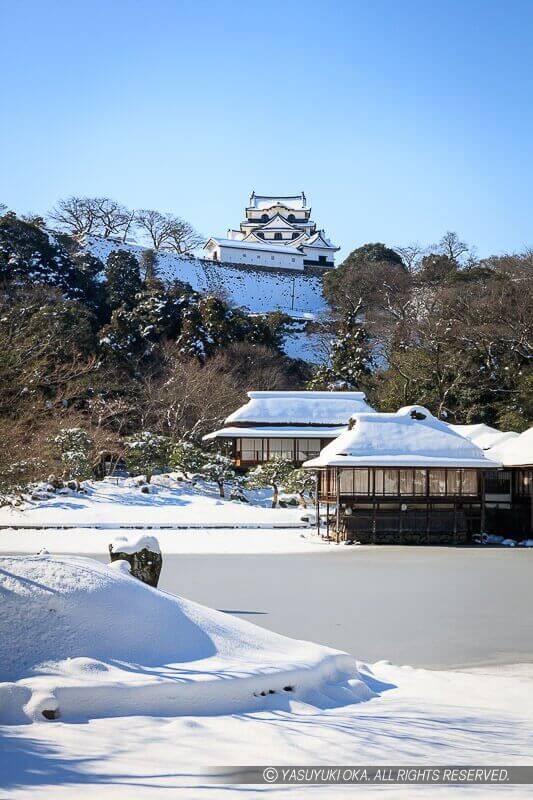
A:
450 423 519 452
488 426 533 467
248 192 307 211
203 425 347 441
303 231 339 251
205 238 303 256
304 406 502 469
224 391 374 426
252 214 302 231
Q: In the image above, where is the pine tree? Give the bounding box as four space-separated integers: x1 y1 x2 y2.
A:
53 427 94 488
201 453 235 497
283 468 316 507
169 441 207 478
105 250 142 310
248 457 295 508
123 431 170 482
308 305 373 391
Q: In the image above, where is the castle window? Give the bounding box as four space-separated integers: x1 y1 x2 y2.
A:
288 214 295 222
292 232 298 239
274 232 282 240
318 255 327 263
261 214 268 222
271 256 275 260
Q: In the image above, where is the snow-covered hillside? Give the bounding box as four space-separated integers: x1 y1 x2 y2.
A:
87 236 328 318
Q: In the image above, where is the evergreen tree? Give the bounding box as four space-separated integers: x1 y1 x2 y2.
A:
283 468 316 507
0 213 101 303
105 250 142 309
248 457 295 508
53 427 94 488
308 306 373 391
124 431 170 482
201 453 235 497
170 441 207 478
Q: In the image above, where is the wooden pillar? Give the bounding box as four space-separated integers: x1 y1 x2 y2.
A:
480 470 486 541
425 469 430 544
372 468 377 545
335 467 341 544
316 483 320 538
326 495 330 540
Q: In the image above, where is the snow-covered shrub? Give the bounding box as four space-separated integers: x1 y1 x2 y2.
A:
169 441 207 479
248 457 295 508
53 427 94 488
283 468 316 508
201 454 235 498
123 431 170 483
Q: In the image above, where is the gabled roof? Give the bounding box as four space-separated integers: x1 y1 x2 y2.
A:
488 426 533 467
224 391 374 426
304 406 502 469
204 237 303 256
302 230 339 251
253 213 302 231
226 229 245 241
248 192 307 211
450 423 518 451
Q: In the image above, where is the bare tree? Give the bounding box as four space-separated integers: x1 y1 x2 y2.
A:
48 196 98 237
436 231 471 264
166 217 203 254
394 242 425 273
92 197 131 239
135 209 175 249
48 196 132 240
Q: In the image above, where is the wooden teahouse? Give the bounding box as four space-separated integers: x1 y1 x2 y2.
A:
303 405 501 545
488 426 533 537
203 390 374 469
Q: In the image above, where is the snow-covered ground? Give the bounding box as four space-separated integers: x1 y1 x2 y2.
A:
1 554 533 799
0 476 309 529
2 482 533 798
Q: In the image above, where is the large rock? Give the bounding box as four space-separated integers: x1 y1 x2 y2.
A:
109 535 162 587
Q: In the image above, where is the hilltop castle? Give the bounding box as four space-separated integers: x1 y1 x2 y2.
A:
204 192 339 272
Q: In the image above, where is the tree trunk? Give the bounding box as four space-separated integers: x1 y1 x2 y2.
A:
272 484 278 508
218 481 225 498
297 491 307 508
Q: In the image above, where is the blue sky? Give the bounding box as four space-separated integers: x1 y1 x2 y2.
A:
1 0 533 261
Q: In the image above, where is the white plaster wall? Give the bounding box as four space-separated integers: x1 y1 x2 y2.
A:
216 244 304 271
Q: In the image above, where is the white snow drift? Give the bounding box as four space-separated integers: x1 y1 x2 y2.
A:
0 555 371 724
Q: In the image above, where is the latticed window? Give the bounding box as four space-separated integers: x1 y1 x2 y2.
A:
461 470 478 495
270 439 294 460
429 469 447 495
239 438 264 462
296 439 321 461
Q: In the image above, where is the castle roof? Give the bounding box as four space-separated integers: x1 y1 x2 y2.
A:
204 237 302 256
303 230 340 251
248 192 307 211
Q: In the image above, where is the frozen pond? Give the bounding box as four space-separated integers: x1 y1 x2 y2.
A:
90 546 533 669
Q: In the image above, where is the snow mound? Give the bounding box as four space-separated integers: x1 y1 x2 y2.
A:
0 555 367 724
110 534 161 554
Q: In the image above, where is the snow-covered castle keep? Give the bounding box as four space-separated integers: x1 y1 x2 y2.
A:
204 192 339 272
